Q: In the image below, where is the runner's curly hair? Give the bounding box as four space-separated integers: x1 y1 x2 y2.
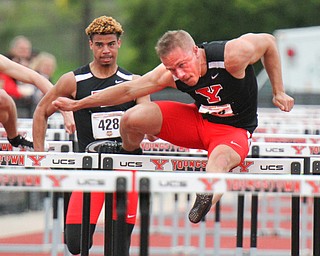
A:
85 16 124 40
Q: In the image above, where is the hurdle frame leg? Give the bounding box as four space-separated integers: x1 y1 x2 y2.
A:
114 177 128 256
313 161 320 255
80 192 91 256
236 194 245 256
250 195 258 255
104 192 113 256
139 178 150 256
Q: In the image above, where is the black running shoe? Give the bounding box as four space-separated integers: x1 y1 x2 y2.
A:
98 140 122 154
188 193 213 223
85 140 122 153
8 135 34 151
119 147 143 155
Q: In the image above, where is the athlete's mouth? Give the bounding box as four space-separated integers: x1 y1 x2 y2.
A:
101 56 112 61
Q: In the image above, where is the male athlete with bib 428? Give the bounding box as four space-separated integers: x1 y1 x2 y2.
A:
52 30 294 224
33 16 150 255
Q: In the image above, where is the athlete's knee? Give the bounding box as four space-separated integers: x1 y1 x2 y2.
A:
65 224 81 254
65 224 95 255
121 106 146 130
112 221 134 256
123 103 162 131
208 146 241 172
0 90 14 109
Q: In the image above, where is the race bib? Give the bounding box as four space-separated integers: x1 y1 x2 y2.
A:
198 104 234 117
91 111 124 139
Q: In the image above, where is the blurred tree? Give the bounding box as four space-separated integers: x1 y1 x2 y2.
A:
1 0 320 78
118 0 320 74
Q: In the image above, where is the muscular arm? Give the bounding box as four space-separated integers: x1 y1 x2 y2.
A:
53 64 175 111
225 33 294 112
131 74 151 104
33 72 76 151
0 54 53 94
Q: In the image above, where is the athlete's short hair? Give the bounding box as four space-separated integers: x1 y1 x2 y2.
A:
155 30 195 58
85 16 124 40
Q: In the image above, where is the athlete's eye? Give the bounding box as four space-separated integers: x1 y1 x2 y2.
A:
108 42 117 48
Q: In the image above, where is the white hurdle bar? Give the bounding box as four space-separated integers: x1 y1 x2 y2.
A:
0 151 303 174
252 133 320 143
140 138 320 156
1 167 320 196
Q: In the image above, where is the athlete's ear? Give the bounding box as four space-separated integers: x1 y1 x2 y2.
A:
194 45 199 57
117 38 122 48
89 39 93 50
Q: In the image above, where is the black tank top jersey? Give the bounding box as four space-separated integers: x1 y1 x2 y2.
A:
175 41 258 133
73 64 136 152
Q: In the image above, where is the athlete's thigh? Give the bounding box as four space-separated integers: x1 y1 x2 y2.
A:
155 101 205 149
204 123 251 162
66 191 104 224
121 102 163 135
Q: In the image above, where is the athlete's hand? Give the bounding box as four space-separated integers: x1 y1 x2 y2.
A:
60 111 76 134
145 134 159 142
52 97 78 111
272 92 294 112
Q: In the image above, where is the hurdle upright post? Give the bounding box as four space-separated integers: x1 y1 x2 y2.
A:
312 160 320 256
80 156 94 256
214 201 221 255
236 194 245 256
104 192 113 256
291 162 302 256
114 177 128 256
139 178 150 256
80 192 91 256
249 145 260 256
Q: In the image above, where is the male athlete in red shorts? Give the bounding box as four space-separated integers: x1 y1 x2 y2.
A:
33 16 149 255
53 30 294 224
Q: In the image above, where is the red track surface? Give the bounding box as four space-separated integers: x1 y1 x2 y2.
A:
0 197 314 255
0 218 312 256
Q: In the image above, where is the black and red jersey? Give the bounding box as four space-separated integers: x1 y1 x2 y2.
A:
175 41 258 133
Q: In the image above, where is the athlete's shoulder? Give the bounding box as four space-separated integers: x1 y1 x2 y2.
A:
73 64 93 82
200 41 227 62
73 64 90 75
116 66 134 81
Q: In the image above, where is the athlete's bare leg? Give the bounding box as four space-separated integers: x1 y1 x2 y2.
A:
189 144 241 223
120 102 162 151
207 144 241 202
0 90 18 139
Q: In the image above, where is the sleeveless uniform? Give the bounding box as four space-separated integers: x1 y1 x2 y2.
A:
66 64 138 227
156 41 257 161
73 64 136 152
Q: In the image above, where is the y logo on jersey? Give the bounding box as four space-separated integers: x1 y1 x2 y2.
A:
195 84 222 103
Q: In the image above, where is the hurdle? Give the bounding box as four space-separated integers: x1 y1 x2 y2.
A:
2 156 320 255
252 133 320 143
256 107 320 135
141 139 320 254
99 153 305 256
0 133 318 255
0 151 96 256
